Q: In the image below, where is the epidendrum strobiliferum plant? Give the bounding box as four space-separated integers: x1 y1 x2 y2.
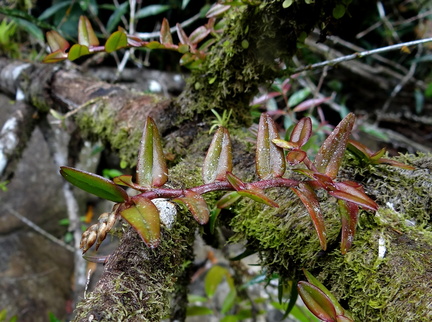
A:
61 113 413 254
61 113 414 321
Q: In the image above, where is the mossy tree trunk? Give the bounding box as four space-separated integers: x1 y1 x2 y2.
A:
0 1 431 321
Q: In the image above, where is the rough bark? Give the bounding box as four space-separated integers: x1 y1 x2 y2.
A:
0 1 431 321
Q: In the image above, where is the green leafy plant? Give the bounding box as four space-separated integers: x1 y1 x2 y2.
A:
0 309 17 322
59 113 413 255
298 269 354 322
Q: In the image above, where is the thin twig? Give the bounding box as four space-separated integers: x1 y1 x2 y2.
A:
381 45 422 113
135 12 202 40
4 203 76 253
294 37 432 73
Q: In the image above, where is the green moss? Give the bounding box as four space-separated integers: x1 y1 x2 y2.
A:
227 153 432 321
75 98 143 168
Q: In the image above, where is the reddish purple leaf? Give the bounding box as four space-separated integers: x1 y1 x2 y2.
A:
173 190 210 224
202 127 233 184
293 97 331 112
46 30 70 52
256 113 286 179
339 200 359 254
290 117 312 147
291 183 327 250
176 23 190 45
189 26 210 45
137 117 168 188
225 172 246 191
206 3 231 18
160 18 173 45
226 173 279 207
315 113 355 179
286 150 307 165
332 181 378 211
376 158 416 170
78 16 99 47
298 281 337 321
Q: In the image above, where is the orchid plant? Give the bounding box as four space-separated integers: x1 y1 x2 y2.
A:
60 113 413 256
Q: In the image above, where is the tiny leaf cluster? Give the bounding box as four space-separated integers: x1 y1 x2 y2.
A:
60 113 413 255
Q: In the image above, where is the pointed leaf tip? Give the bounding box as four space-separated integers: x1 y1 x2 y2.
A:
137 117 168 188
290 117 312 147
298 281 337 321
160 18 173 45
202 127 232 184
292 183 327 250
315 113 355 179
256 113 286 180
78 16 99 47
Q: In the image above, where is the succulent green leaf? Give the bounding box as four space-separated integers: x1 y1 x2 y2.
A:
78 16 99 47
137 117 168 188
205 265 233 298
202 127 233 184
178 43 189 53
370 147 387 161
145 41 166 49
298 281 337 321
121 197 160 248
46 30 69 52
173 190 210 225
288 88 311 107
216 191 241 209
186 306 214 316
333 4 346 19
291 183 327 250
256 113 286 180
160 18 173 45
43 50 68 63
209 208 221 234
60 166 128 202
290 117 312 147
339 200 359 255
303 269 345 316
105 30 128 53
179 52 195 65
315 113 355 179
221 289 237 314
68 44 90 61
